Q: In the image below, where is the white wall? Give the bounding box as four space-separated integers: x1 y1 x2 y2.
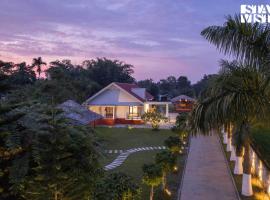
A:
89 85 142 106
115 106 129 118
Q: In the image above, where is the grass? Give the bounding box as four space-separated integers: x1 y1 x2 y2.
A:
221 140 270 200
94 127 187 200
95 127 175 150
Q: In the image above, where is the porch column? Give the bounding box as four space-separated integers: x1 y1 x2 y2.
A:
112 106 115 119
165 103 169 117
144 103 149 113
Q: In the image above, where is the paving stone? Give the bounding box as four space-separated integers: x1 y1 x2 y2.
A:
104 145 168 171
180 134 238 200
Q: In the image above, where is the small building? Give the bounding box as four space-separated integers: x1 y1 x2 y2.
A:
171 95 195 112
83 82 170 125
58 100 102 126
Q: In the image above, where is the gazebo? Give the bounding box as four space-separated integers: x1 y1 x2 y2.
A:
171 95 195 112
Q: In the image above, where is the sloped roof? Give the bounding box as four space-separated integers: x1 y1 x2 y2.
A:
171 95 195 102
114 82 154 101
58 100 102 125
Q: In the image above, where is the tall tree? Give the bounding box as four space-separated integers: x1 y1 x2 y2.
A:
177 76 194 97
137 79 159 100
192 74 217 97
142 164 162 200
196 14 270 196
84 58 135 87
0 102 102 199
32 57 47 78
94 172 140 200
190 60 270 196
201 14 270 67
155 150 177 190
10 62 36 85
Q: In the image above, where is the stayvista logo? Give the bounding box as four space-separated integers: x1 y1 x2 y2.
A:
241 5 270 23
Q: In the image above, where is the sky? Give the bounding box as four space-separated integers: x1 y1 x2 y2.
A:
0 0 268 83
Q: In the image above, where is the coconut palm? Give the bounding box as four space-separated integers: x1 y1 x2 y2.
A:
32 57 46 78
201 14 270 67
190 60 270 196
198 14 270 196
155 150 177 191
142 164 162 200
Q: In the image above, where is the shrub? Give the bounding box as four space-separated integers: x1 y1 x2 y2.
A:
94 172 140 200
164 136 184 154
141 109 168 131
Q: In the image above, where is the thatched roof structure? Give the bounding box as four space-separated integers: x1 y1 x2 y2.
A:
171 95 195 103
58 100 102 125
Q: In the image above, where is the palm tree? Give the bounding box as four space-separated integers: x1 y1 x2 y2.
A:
198 14 270 196
190 60 270 196
201 15 270 67
32 57 46 78
142 164 162 200
155 150 177 191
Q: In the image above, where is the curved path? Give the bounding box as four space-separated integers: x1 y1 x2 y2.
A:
179 134 239 200
104 146 166 171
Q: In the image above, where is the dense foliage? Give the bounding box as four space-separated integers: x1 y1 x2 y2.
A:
142 164 162 200
94 172 140 200
164 136 183 154
0 102 102 200
141 109 168 131
155 150 177 190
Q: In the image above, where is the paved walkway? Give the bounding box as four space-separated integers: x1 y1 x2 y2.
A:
104 146 167 171
180 134 239 200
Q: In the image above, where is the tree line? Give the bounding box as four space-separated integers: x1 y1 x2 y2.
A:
0 57 216 105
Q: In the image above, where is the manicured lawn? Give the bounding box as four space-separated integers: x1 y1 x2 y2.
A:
95 127 175 150
95 127 186 200
251 127 270 167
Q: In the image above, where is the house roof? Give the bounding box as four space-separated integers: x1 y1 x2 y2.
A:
171 95 195 102
83 82 154 105
58 100 102 125
114 82 154 102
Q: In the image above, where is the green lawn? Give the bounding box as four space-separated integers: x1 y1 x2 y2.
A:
94 127 186 200
95 127 175 150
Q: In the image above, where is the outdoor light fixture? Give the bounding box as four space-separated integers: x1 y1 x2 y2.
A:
165 189 172 196
258 161 263 181
268 180 270 194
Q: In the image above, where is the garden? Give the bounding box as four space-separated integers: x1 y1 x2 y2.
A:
95 123 188 200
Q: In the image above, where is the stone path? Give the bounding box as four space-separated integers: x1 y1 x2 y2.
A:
179 134 239 200
104 146 166 171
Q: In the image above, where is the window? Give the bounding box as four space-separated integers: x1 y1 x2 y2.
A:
128 106 140 118
105 107 113 118
129 106 138 115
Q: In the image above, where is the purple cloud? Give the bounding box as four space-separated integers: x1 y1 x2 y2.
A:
0 0 266 82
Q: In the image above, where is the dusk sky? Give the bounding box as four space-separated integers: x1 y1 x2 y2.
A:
0 0 268 82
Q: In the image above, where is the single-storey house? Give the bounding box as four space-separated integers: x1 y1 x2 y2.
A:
171 94 195 112
83 82 170 125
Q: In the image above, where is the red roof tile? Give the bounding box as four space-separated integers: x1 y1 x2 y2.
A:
114 82 154 102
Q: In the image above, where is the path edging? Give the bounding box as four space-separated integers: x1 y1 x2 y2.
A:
177 135 191 200
217 133 241 200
